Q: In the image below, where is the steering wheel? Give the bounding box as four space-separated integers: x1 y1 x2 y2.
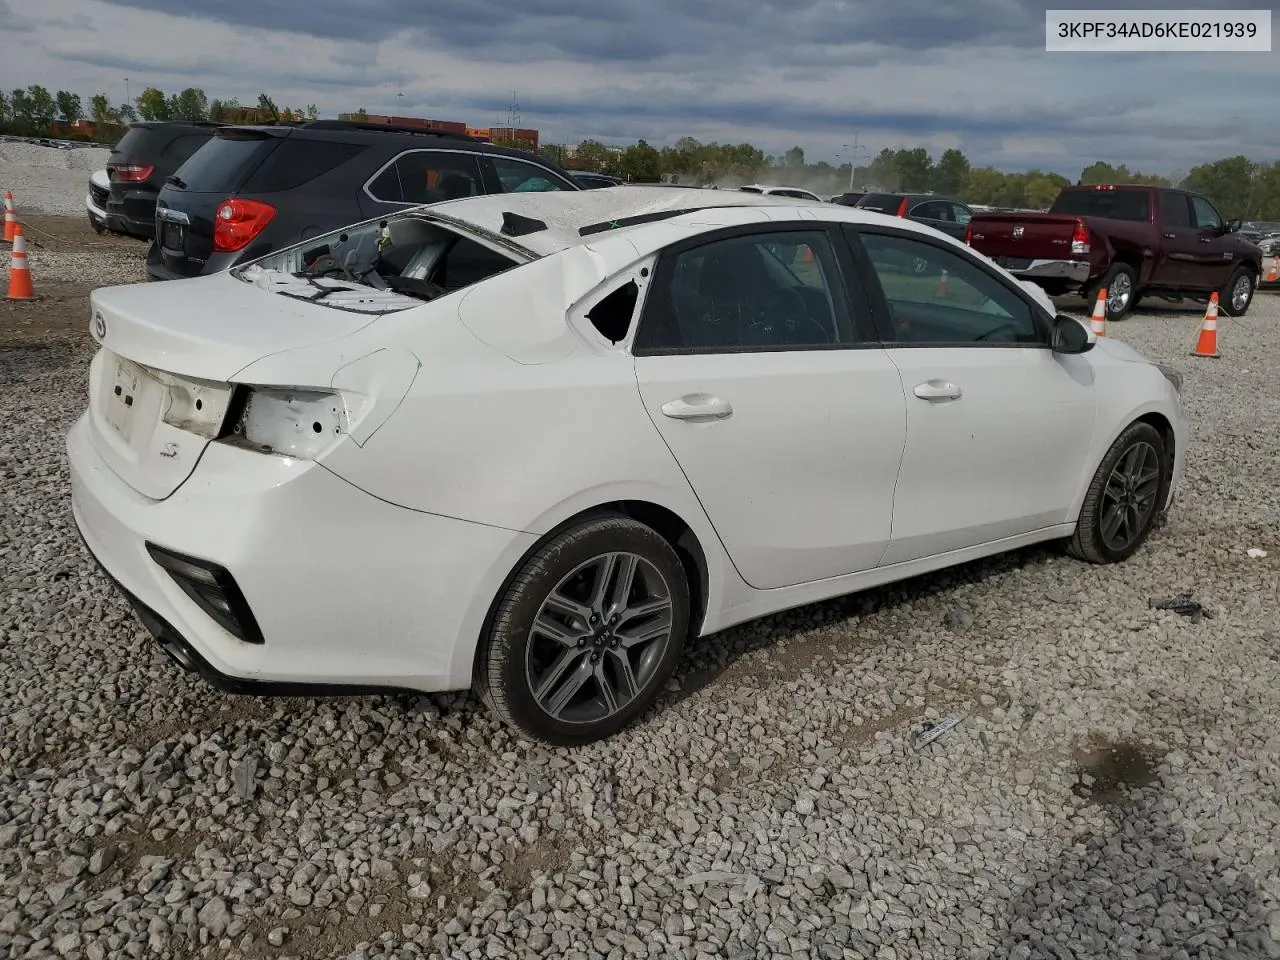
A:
743 289 831 346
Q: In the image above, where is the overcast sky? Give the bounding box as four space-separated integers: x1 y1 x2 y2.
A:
3 0 1277 177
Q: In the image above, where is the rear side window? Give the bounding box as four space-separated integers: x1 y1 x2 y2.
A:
1049 189 1151 222
367 151 485 204
1159 192 1192 227
857 193 904 213
172 134 277 194
491 157 573 192
242 139 369 193
432 238 517 290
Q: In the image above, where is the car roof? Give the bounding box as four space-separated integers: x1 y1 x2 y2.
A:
413 184 942 258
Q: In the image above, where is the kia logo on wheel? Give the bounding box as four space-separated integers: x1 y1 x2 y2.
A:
93 312 106 339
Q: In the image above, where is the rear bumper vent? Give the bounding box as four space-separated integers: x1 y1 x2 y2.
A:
145 543 265 644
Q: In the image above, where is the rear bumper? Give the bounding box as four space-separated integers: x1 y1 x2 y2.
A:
999 258 1091 284
67 410 536 694
146 242 240 281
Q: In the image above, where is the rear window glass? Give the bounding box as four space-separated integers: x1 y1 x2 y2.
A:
161 133 217 167
857 193 904 212
242 139 369 193
1050 189 1151 222
110 127 160 159
171 134 278 194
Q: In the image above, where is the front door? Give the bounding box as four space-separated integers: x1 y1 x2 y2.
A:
631 224 908 590
1187 195 1236 289
845 227 1097 565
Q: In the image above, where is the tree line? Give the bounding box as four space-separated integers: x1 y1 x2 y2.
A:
0 84 1273 220
540 140 1280 221
0 85 313 140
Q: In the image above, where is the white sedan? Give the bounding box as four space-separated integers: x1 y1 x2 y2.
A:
67 186 1187 745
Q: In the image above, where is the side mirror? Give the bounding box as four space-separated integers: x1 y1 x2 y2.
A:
1226 218 1242 234
1051 313 1095 354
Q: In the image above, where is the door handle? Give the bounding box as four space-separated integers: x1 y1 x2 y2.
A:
1163 232 1176 239
1198 237 1213 243
913 380 962 401
660 394 733 421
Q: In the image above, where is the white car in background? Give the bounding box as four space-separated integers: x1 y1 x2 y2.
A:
87 169 110 235
736 184 825 203
68 187 1187 745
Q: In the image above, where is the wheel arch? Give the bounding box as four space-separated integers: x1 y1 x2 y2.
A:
1070 404 1178 522
468 497 716 687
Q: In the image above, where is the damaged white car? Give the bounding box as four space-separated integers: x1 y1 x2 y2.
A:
68 186 1187 745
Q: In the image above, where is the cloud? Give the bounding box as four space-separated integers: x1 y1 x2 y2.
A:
2 0 1278 176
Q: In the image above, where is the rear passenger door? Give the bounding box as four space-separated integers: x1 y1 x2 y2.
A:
631 224 908 589
1153 190 1196 288
358 149 486 216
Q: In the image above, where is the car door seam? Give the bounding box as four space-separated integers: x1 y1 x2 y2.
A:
878 347 911 567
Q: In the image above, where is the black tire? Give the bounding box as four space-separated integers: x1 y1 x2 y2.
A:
475 515 691 746
1067 422 1168 564
1219 265 1256 317
1093 263 1139 321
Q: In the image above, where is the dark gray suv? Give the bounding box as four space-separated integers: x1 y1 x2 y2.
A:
147 120 582 281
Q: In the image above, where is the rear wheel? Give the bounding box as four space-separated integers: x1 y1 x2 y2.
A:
476 516 690 746
1219 266 1256 317
1092 263 1139 320
1067 422 1167 564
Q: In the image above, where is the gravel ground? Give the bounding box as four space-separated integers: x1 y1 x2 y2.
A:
2 220 1280 960
0 145 111 218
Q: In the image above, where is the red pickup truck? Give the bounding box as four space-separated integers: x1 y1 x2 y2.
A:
964 184 1263 321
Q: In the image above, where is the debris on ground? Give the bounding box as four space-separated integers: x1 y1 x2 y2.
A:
1247 548 1268 559
914 712 968 750
1149 593 1214 621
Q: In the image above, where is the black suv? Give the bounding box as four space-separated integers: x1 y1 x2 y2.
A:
105 121 225 240
854 192 974 240
147 120 583 281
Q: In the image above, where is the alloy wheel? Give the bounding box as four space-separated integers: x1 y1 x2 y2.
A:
1231 273 1253 312
524 552 674 725
1099 441 1161 552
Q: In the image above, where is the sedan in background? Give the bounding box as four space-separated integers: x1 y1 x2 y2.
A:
856 192 974 241
68 187 1186 746
737 184 825 202
569 171 625 189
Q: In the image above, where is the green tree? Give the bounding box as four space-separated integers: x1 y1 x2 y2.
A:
136 87 170 121
27 85 55 126
118 102 137 123
1022 171 1071 209
895 147 933 192
1182 156 1259 219
169 88 208 121
55 91 83 123
306 104 319 120
780 146 805 171
931 148 970 196
257 93 278 119
89 94 114 126
0 91 8 126
572 139 619 174
621 139 662 182
208 98 226 123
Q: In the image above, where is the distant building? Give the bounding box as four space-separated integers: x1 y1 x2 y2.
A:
339 113 535 143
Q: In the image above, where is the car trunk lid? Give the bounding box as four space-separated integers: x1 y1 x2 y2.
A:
86 271 383 500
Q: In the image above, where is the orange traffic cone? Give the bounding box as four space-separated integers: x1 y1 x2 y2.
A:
6 225 33 299
936 269 949 297
1089 286 1107 337
1266 257 1278 283
1191 292 1220 358
3 191 16 243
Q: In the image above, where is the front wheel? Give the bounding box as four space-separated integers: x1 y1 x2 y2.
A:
1219 266 1256 317
1067 422 1168 564
475 516 690 746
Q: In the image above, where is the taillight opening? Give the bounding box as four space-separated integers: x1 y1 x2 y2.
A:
212 199 276 253
1071 221 1091 255
110 164 154 183
896 197 910 217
